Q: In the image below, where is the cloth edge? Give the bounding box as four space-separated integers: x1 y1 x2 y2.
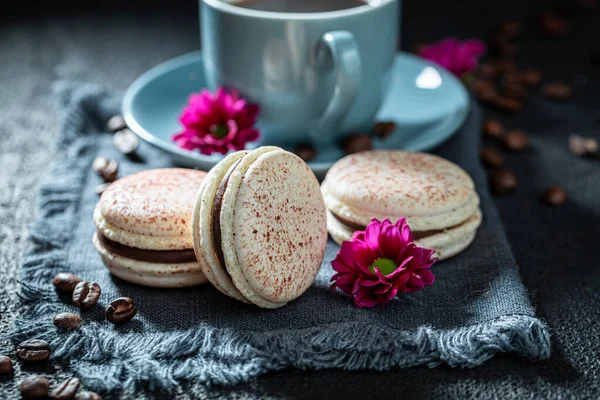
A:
11 81 551 394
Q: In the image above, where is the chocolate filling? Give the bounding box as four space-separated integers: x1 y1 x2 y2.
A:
97 231 196 263
330 211 444 240
211 159 242 270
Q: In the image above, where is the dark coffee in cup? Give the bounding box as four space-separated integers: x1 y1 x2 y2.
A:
232 0 370 13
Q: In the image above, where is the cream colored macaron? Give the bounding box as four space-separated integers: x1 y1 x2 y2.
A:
93 168 208 287
321 151 482 260
193 146 328 308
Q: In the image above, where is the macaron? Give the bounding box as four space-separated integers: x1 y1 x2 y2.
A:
193 146 328 308
321 151 482 260
93 168 208 288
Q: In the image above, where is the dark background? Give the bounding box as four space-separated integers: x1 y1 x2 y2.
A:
1 0 599 399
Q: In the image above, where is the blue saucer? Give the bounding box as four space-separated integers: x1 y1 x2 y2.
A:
123 51 469 177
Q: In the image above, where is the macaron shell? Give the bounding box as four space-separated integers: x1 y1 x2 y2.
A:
97 168 206 250
93 233 207 288
192 151 249 303
221 147 328 307
321 151 477 231
326 208 482 261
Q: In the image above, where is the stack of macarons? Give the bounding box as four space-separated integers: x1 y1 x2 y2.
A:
321 150 482 260
93 168 208 288
93 147 328 308
193 146 328 308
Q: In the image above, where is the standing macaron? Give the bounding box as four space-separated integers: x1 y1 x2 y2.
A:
93 168 208 288
321 151 482 260
193 146 328 308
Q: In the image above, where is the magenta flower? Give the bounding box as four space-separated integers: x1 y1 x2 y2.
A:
419 38 486 78
172 88 260 155
330 218 436 308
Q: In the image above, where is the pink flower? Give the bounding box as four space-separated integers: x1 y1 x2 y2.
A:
419 38 486 78
172 88 260 155
330 218 436 308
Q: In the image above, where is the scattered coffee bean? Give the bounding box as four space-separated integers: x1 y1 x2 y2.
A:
502 82 528 99
542 186 567 206
343 134 373 154
490 169 518 195
95 183 111 196
492 60 518 74
20 375 49 400
373 121 396 139
293 144 317 162
16 339 51 363
105 297 137 325
53 273 82 293
105 115 126 133
502 130 529 151
477 63 499 79
0 355 13 374
92 157 118 182
53 313 82 330
543 82 573 100
569 134 598 157
481 147 504 168
522 69 542 86
496 20 522 40
492 96 524 113
50 377 80 400
538 11 568 36
113 129 139 156
72 282 101 310
75 392 103 400
482 120 505 138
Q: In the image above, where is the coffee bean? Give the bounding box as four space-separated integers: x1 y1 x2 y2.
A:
53 273 82 293
0 355 13 374
542 186 567 206
502 130 529 151
481 147 504 168
95 183 111 196
522 69 542 86
72 282 101 310
113 129 139 156
92 157 118 182
106 115 126 133
16 339 51 363
51 377 80 400
543 82 573 100
53 313 82 330
75 392 103 400
496 20 522 40
293 144 317 162
343 134 373 154
490 169 518 195
477 64 499 79
105 297 137 325
492 96 524 113
373 121 397 139
538 11 568 36
502 82 528 99
482 120 505 138
20 375 49 400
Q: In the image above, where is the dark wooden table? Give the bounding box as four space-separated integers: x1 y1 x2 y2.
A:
1 0 599 398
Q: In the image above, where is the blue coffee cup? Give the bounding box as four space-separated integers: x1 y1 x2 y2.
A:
201 0 399 149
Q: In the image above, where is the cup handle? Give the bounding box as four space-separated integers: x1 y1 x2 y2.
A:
311 31 361 142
